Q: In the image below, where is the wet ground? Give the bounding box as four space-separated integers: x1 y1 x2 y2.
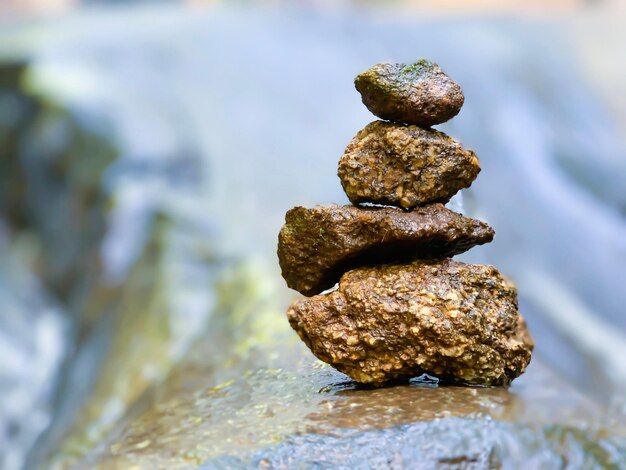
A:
64 263 626 468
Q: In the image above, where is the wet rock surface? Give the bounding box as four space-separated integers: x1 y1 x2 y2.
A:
288 259 533 386
68 263 623 468
338 120 480 209
75 272 624 470
277 204 494 296
355 60 464 127
211 418 625 469
86 359 626 469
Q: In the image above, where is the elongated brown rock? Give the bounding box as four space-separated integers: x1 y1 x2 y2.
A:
338 121 480 210
277 204 494 296
287 259 533 386
355 60 464 127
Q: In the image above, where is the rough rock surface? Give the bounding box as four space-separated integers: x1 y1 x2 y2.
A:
354 60 464 127
287 259 533 385
339 120 481 209
277 204 494 296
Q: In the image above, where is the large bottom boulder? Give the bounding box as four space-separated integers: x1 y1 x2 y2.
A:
288 258 533 386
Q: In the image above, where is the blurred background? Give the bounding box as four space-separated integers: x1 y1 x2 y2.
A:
1 0 625 469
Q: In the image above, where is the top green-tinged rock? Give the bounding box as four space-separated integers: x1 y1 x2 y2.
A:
355 60 464 127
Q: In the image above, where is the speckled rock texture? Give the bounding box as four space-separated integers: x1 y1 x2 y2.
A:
277 204 494 296
355 60 464 127
338 120 480 209
287 259 533 386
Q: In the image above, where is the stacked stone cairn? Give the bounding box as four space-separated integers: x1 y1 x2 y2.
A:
278 60 533 386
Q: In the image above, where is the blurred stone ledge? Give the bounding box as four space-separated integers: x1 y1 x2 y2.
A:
52 262 625 470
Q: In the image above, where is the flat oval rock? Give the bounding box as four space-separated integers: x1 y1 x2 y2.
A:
277 204 494 296
354 60 464 127
338 120 480 209
287 259 533 386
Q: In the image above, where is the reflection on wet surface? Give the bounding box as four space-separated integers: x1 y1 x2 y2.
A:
308 379 517 432
92 357 606 468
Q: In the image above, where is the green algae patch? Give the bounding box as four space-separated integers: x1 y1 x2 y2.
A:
400 59 431 75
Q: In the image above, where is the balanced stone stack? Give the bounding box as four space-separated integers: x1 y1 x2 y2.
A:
277 60 533 386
